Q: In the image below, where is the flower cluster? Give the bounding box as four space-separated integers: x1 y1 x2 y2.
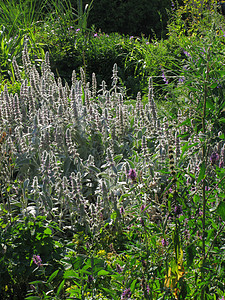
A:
32 255 42 267
121 287 131 299
128 169 137 182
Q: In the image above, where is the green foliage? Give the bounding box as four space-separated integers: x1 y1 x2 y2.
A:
0 215 64 299
1 1 225 299
84 0 182 38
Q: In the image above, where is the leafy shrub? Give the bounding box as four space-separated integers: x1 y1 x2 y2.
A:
0 215 64 299
81 0 183 38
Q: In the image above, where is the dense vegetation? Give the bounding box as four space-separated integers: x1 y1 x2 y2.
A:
0 0 225 299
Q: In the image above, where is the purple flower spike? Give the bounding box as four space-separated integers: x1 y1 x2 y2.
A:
141 204 146 212
128 169 137 181
210 152 219 164
161 238 168 247
121 287 131 299
184 51 191 58
32 255 42 267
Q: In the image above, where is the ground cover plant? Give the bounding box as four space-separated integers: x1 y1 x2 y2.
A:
1 1 225 300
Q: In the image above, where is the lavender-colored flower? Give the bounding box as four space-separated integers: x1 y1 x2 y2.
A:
141 204 146 212
146 284 150 295
94 33 98 37
128 169 137 181
219 296 225 300
210 152 219 164
161 238 168 247
161 69 169 84
76 28 80 32
174 205 182 216
199 210 203 216
32 255 42 267
183 51 191 58
171 0 175 10
219 160 224 168
178 76 185 84
121 287 131 300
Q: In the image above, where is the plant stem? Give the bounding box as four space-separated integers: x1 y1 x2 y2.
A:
201 50 210 300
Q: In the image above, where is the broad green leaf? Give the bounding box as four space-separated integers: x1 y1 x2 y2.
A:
219 118 225 123
97 270 110 276
63 270 80 279
130 279 137 293
56 280 65 296
47 270 59 283
216 202 225 221
44 227 52 235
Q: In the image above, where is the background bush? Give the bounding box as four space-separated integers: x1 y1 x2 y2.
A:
77 0 183 38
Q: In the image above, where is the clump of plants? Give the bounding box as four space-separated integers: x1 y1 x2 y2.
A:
0 17 225 298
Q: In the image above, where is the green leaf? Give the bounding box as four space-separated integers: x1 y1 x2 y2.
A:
210 82 218 89
44 227 52 235
218 70 225 77
216 202 225 221
186 243 196 267
130 279 137 293
127 159 135 169
197 161 205 183
219 118 225 124
97 270 109 276
25 297 42 300
56 280 65 296
47 270 59 283
114 154 123 163
63 270 79 280
102 288 117 299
